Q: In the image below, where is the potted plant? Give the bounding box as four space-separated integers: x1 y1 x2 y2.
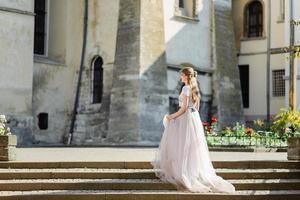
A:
0 115 17 161
271 109 300 160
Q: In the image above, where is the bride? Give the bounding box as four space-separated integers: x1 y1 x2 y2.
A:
151 65 235 193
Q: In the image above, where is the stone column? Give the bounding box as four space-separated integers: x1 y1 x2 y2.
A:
107 0 168 145
211 0 244 127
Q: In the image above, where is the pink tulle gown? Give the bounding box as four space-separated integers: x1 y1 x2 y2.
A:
151 85 235 193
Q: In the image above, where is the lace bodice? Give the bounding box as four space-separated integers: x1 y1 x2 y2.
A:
178 85 194 108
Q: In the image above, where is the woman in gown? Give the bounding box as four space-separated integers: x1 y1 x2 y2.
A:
151 66 235 193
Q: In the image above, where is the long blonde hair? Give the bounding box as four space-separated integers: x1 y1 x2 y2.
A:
180 64 200 104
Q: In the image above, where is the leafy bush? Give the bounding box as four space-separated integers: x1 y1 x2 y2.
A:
0 115 11 136
253 119 271 132
271 108 300 137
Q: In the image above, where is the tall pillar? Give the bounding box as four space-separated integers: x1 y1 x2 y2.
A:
211 0 244 127
107 0 168 145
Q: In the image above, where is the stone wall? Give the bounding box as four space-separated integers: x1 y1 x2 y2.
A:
32 0 83 145
0 0 35 145
71 0 119 145
107 0 168 145
211 0 244 127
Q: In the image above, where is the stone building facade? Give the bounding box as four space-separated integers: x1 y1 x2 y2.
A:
0 0 244 146
232 0 300 120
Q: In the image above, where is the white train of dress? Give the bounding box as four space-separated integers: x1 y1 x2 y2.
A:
151 85 235 193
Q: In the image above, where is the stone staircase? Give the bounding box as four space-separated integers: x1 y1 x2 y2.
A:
0 161 299 199
72 104 108 144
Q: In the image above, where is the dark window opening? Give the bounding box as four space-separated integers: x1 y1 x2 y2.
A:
179 0 184 8
245 1 263 38
93 57 104 104
239 65 250 108
38 113 48 130
34 0 46 55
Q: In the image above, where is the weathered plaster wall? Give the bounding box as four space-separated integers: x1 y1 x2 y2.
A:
0 0 35 145
163 0 211 69
32 0 83 145
70 0 120 145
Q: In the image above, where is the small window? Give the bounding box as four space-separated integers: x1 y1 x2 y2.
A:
175 0 197 19
38 113 48 130
34 0 47 55
278 0 285 21
92 57 104 104
272 70 285 97
239 65 249 108
244 1 263 38
179 0 184 8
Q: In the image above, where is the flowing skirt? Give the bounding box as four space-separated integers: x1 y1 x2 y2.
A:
151 108 235 193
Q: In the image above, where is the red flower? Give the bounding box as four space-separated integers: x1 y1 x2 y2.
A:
203 122 209 126
211 117 218 123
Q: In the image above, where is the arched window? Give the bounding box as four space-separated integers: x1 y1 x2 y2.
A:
92 57 103 104
244 1 263 38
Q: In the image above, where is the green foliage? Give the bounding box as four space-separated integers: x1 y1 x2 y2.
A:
232 122 245 137
0 115 11 136
253 119 271 132
271 108 300 137
220 127 234 136
203 110 299 147
219 123 258 137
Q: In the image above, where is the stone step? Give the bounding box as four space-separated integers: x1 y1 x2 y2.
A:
74 124 104 133
75 113 103 121
75 117 104 127
217 168 300 179
77 104 102 114
0 179 299 191
0 161 298 169
0 190 299 200
0 168 299 180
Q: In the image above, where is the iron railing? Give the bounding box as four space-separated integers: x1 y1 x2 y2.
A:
205 133 287 148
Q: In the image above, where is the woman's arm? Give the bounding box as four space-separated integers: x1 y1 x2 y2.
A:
167 93 189 120
195 98 200 111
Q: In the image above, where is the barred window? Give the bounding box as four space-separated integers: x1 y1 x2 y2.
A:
34 0 47 55
272 70 285 97
245 1 263 38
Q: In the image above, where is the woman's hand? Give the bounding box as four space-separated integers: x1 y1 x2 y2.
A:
166 115 172 121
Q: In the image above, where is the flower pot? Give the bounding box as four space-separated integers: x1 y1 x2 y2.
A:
287 137 300 160
0 135 17 161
